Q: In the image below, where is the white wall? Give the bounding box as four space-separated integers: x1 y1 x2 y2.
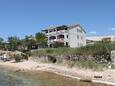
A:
68 26 86 48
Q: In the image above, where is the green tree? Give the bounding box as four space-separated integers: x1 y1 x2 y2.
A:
35 32 47 47
8 36 21 51
21 35 36 50
0 37 4 49
0 37 3 44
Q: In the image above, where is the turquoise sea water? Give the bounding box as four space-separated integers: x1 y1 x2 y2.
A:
0 66 112 86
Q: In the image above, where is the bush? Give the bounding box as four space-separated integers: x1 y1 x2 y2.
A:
15 55 22 62
51 42 65 48
31 42 115 63
64 61 106 71
111 63 115 69
75 61 106 71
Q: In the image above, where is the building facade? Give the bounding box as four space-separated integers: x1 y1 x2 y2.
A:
42 24 86 48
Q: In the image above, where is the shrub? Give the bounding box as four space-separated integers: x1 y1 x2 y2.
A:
111 63 115 69
15 55 22 62
31 42 115 63
74 61 106 71
51 42 65 48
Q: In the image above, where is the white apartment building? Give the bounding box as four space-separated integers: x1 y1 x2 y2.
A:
42 24 86 48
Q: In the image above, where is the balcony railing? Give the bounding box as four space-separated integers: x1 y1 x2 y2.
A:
57 38 64 43
48 38 64 43
46 30 67 36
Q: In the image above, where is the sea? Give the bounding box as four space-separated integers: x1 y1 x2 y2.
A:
0 66 112 86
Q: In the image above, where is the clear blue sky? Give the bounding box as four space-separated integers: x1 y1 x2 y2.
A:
0 0 115 40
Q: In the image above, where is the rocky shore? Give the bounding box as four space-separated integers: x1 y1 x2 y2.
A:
0 59 115 86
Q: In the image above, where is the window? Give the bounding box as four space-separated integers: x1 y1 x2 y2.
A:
81 36 83 40
66 42 68 46
49 30 52 32
67 35 68 38
77 29 83 33
77 29 79 32
77 35 79 40
77 43 79 47
79 30 82 33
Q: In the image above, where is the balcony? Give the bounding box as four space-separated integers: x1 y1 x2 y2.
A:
48 34 65 44
57 30 67 34
48 38 64 43
57 38 64 43
46 30 67 36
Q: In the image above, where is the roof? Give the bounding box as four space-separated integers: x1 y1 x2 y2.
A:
42 24 86 33
41 26 58 32
68 24 86 33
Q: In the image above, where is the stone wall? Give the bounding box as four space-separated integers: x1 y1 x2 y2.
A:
30 53 111 63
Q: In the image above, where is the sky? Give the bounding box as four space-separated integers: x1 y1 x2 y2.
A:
0 0 115 40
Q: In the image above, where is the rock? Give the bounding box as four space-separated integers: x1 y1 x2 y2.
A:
47 55 57 63
94 75 102 78
35 65 39 68
80 78 92 82
15 69 25 72
15 69 21 72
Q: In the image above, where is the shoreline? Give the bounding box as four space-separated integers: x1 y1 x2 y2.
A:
0 60 115 86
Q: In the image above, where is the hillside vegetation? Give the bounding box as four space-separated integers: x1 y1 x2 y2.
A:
31 42 115 56
31 42 115 70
